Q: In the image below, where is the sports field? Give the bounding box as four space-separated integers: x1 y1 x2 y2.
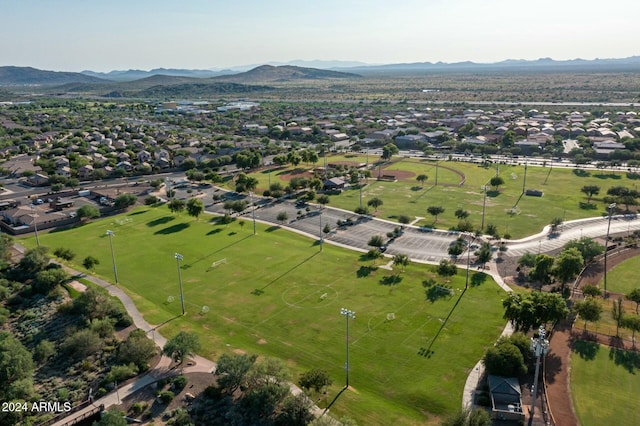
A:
596 255 640 295
251 156 640 238
22 205 506 425
571 341 640 426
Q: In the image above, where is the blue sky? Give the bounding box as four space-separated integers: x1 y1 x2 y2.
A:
2 0 638 72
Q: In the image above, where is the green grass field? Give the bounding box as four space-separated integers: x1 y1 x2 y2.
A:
596 255 640 295
252 156 640 238
22 206 507 425
570 341 640 426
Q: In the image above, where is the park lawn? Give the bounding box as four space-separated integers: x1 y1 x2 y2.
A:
573 297 638 342
596 255 640 295
327 160 640 238
570 341 640 426
22 205 507 425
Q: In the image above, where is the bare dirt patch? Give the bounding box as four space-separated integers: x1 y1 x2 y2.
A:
67 280 87 293
280 170 314 182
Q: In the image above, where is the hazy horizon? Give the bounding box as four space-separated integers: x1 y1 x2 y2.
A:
3 0 639 72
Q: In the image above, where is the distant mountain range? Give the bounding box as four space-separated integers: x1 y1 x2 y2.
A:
0 56 638 88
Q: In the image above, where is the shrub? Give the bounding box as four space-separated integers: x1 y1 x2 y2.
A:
157 390 175 404
61 329 103 359
53 247 75 261
104 363 139 384
172 375 188 392
144 195 159 205
34 339 55 364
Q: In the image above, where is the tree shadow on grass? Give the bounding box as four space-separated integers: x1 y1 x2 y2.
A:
356 265 378 278
486 190 500 197
265 225 281 233
154 223 190 235
608 347 640 373
206 228 223 235
579 202 598 210
128 210 149 216
609 348 640 374
570 339 599 361
470 272 487 287
380 273 402 286
573 169 590 177
252 251 319 295
425 285 453 303
146 216 175 227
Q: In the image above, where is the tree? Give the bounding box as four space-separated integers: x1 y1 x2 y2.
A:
215 353 258 394
437 259 458 279
34 340 55 364
168 198 186 215
474 242 493 268
317 194 330 206
186 198 204 220
625 288 640 313
483 342 527 377
163 331 201 365
612 298 625 337
442 407 492 426
490 175 505 191
381 143 399 160
367 197 383 212
77 204 100 219
276 394 315 426
367 235 384 249
621 315 640 346
54 247 75 261
563 237 604 263
298 368 333 393
392 253 409 272
60 329 103 359
276 211 288 224
530 254 555 284
502 291 569 332
574 298 602 330
367 248 383 265
416 174 428 187
18 246 49 276
323 223 330 235
83 255 100 271
114 193 137 209
454 208 470 220
448 239 465 258
0 332 34 397
582 284 603 298
118 329 157 371
581 185 600 203
94 408 127 426
426 206 444 222
552 247 584 288
33 267 69 293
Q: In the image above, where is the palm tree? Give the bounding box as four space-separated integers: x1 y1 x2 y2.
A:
416 174 428 188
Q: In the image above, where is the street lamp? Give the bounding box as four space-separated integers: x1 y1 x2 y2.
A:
175 252 185 315
106 230 118 284
249 192 256 235
480 185 488 231
529 326 550 426
604 202 616 295
340 308 355 388
30 204 40 247
465 233 475 290
319 206 323 252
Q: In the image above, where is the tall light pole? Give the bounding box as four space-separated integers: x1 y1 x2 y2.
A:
435 155 439 186
250 192 256 235
529 326 550 426
319 206 323 252
480 185 488 231
106 230 118 284
604 202 616 295
175 252 185 315
340 308 355 388
30 204 40 247
465 233 475 290
522 161 528 194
